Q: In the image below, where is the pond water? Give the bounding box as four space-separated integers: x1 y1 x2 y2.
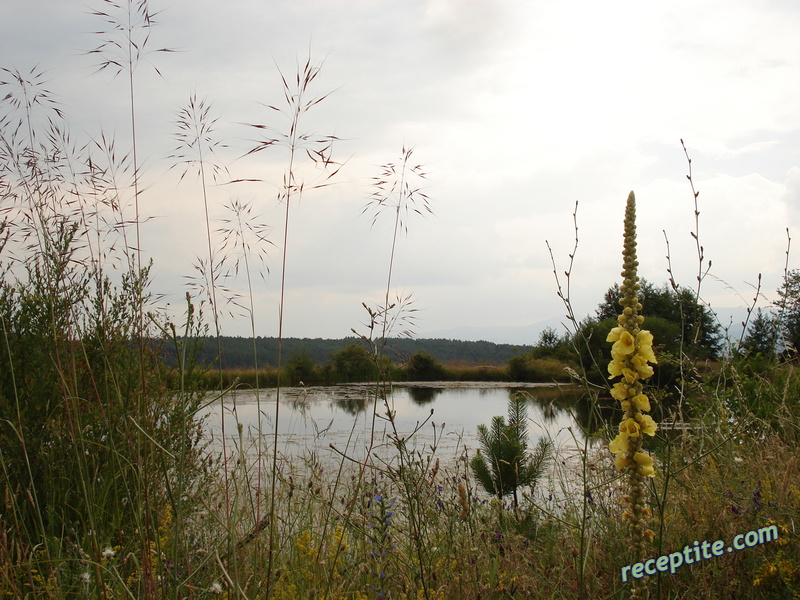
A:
199 382 601 468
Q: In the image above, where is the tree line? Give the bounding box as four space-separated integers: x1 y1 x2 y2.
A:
171 274 800 387
179 335 532 370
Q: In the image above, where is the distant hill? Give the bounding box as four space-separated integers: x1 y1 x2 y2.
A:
418 308 752 348
182 336 533 369
421 316 568 346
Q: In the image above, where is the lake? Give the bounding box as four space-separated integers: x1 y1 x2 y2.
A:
199 382 601 469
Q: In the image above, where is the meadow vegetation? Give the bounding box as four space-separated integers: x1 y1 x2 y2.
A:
1 4 799 599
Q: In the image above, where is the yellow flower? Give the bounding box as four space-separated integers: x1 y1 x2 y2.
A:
631 354 654 379
608 359 624 378
611 382 632 401
637 344 657 364
615 453 630 470
634 452 655 477
636 331 657 363
609 432 629 455
611 348 627 362
631 394 651 412
636 414 658 436
612 330 636 356
606 326 624 343
619 418 640 438
623 367 638 384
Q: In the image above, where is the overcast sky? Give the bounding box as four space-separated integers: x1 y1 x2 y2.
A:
3 0 800 344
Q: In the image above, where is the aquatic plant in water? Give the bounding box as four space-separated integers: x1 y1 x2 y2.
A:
607 191 658 599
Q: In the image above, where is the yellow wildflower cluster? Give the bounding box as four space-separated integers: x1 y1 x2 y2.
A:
610 192 658 599
605 191 658 484
272 527 357 600
607 326 658 477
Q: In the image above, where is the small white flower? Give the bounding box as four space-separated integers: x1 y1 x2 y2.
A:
80 572 91 584
102 546 116 560
209 582 224 594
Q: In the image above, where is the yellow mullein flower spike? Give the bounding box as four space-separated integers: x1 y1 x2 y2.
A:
606 191 658 596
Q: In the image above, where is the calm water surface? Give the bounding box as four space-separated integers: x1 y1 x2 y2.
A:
200 382 596 465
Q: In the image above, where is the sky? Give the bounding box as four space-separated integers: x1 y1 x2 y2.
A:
2 0 800 344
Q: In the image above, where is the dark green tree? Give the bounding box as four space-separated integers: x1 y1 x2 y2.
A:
284 348 316 384
568 315 683 390
530 326 574 361
596 279 722 358
536 327 560 354
329 342 379 382
470 394 552 510
741 308 779 358
403 351 446 381
777 269 800 353
575 316 681 366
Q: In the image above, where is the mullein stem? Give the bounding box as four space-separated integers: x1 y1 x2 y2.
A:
607 192 659 599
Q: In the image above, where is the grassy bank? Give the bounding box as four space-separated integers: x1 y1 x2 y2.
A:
5 367 797 599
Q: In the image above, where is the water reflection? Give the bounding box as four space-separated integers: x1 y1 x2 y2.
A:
514 385 624 437
407 386 443 405
331 389 371 415
200 383 600 463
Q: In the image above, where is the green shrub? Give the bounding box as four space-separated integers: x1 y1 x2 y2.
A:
328 341 380 382
402 351 446 381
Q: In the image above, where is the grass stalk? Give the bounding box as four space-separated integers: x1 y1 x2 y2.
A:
355 146 433 598
241 53 341 597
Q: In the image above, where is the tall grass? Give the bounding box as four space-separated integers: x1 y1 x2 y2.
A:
0 58 212 599
239 53 342 595
169 93 228 358
349 147 435 598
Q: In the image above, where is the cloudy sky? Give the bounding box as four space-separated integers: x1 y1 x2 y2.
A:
3 0 800 344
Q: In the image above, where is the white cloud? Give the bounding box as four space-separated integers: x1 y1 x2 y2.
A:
2 0 800 341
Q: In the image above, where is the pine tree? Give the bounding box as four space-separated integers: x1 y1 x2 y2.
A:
470 394 552 510
741 308 778 358
777 269 800 353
